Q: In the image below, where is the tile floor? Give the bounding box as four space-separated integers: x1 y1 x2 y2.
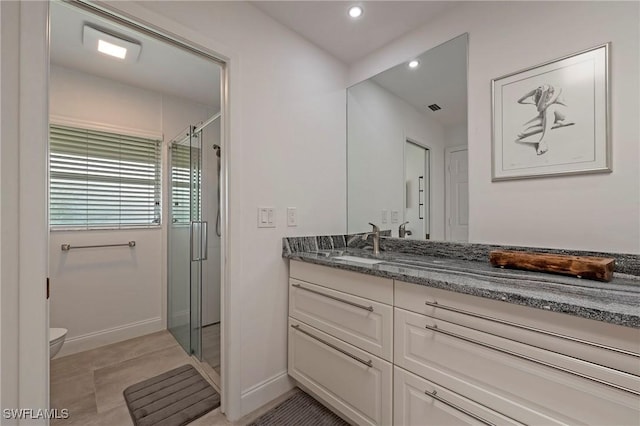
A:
50 330 288 426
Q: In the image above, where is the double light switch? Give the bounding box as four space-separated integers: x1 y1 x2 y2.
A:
258 207 298 228
258 207 275 228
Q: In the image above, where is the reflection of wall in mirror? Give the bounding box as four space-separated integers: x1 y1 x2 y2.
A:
347 79 447 239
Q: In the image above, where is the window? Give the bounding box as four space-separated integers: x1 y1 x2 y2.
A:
170 142 200 225
49 124 162 229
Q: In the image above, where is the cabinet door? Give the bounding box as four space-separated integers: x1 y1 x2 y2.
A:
289 279 393 361
290 260 393 304
288 318 392 426
395 280 640 375
394 307 640 425
394 367 522 426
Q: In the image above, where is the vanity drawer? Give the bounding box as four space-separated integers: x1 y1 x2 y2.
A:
394 366 522 426
394 307 640 425
288 318 392 426
290 260 393 304
395 280 640 375
289 279 393 361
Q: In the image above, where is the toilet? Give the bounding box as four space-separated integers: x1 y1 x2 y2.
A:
49 328 67 359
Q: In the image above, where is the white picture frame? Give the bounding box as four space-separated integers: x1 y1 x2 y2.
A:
492 43 610 181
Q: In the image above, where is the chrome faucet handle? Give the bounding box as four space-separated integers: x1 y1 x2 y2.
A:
368 222 380 233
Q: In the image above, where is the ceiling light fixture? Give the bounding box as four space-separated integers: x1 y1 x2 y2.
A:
97 39 127 59
83 25 142 63
348 6 363 18
408 60 420 69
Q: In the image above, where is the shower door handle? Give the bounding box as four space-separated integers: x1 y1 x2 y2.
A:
190 221 198 261
191 221 208 262
201 221 208 261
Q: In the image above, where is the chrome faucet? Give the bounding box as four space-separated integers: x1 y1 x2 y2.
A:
364 222 381 255
399 221 412 238
346 223 381 254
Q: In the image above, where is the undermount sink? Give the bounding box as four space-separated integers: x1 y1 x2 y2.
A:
334 255 383 265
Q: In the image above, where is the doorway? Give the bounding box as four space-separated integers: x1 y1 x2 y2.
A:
404 140 430 240
48 0 227 408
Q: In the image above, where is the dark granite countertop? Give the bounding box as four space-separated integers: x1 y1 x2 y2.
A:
284 247 640 329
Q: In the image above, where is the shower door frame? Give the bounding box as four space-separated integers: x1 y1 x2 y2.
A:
168 124 220 367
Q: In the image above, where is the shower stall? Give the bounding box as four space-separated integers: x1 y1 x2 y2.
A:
168 113 222 378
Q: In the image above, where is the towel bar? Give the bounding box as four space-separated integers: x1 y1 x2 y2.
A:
60 241 136 251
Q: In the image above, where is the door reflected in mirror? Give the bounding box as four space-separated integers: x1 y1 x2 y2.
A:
404 140 429 240
347 33 469 241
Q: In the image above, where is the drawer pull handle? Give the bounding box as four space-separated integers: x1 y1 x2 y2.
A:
425 323 640 396
291 324 373 367
424 300 639 358
425 389 495 426
292 283 374 312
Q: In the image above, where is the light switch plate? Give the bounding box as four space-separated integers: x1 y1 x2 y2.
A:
258 207 276 228
391 210 399 223
381 210 388 224
287 207 297 227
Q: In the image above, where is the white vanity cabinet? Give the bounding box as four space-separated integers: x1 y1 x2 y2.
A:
287 261 640 426
393 366 523 426
288 261 394 426
395 280 640 426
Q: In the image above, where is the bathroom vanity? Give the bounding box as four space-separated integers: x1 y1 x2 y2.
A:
284 237 640 426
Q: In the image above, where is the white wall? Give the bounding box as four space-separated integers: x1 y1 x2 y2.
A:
1 1 50 418
49 65 215 355
348 80 446 239
444 123 468 148
350 1 640 254
0 2 3 407
0 0 20 415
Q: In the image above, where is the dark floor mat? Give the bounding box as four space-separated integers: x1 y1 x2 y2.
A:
248 390 349 426
123 364 220 426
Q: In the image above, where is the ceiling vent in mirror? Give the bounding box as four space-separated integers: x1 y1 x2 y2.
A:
83 25 142 63
428 104 442 111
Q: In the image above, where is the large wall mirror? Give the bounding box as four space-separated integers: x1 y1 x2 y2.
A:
347 33 469 241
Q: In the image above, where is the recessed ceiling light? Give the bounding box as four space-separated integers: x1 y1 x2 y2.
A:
348 6 363 18
408 60 420 69
98 39 127 59
83 25 142 63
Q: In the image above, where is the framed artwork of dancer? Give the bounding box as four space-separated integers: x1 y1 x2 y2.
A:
491 43 610 181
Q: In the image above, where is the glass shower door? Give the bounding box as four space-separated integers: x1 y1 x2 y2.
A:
189 129 203 360
168 127 204 357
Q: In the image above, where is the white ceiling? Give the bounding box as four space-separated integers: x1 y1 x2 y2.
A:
51 1 463 123
370 33 467 126
250 1 459 64
50 2 221 109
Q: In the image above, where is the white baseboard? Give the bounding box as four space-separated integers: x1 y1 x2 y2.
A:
56 317 164 357
240 371 294 416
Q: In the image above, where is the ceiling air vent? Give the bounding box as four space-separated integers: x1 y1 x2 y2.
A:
428 104 442 111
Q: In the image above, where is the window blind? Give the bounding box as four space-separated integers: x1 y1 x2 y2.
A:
170 143 200 225
49 124 162 229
